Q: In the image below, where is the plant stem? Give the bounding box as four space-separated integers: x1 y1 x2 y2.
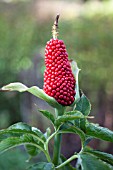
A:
26 142 51 162
44 129 59 163
52 107 65 166
44 151 52 163
55 154 78 169
52 133 62 165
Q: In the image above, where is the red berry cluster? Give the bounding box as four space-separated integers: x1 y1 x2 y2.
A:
43 39 76 106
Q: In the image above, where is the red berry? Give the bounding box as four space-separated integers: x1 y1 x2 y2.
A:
43 39 76 106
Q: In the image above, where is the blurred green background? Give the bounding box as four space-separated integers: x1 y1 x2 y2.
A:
0 0 113 169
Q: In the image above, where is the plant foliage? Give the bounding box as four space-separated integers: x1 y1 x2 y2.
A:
1 66 113 169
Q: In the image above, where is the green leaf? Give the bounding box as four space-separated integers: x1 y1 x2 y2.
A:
9 122 45 140
85 150 113 166
74 118 87 133
55 113 84 127
0 136 43 155
0 129 44 144
23 128 42 158
28 162 55 170
0 122 47 157
31 127 45 141
65 110 84 116
8 122 46 142
58 124 85 143
79 153 112 170
2 82 28 92
38 109 55 124
83 137 93 147
44 128 51 139
0 129 44 158
65 110 86 129
75 92 91 116
8 122 32 131
70 60 81 103
1 82 61 109
86 123 113 143
26 144 40 157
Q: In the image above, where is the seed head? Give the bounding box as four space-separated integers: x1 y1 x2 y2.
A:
43 38 76 106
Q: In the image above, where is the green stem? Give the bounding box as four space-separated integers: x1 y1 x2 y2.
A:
52 133 62 165
32 143 51 162
46 129 59 148
44 150 52 163
55 154 78 169
52 107 65 166
44 130 59 163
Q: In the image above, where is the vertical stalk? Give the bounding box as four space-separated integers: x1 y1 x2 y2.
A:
52 107 65 166
52 133 62 165
52 15 65 167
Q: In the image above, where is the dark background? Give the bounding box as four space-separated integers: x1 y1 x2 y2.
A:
0 0 113 169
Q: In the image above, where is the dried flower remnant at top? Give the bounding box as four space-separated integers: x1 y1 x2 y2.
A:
43 15 76 106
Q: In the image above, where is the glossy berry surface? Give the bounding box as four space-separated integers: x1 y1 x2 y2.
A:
43 38 76 106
